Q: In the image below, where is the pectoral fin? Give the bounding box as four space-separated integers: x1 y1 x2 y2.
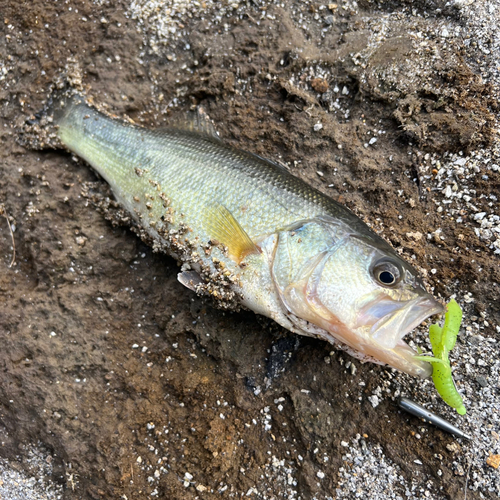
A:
207 205 260 263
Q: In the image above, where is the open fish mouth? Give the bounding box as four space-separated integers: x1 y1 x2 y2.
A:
281 281 444 378
359 295 445 377
369 296 445 347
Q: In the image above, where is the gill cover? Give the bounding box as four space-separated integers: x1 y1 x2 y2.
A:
271 218 344 331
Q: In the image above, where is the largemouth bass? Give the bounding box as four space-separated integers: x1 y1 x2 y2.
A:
37 91 443 378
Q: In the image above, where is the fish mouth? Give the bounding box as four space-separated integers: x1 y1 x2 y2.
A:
283 284 444 378
360 295 445 378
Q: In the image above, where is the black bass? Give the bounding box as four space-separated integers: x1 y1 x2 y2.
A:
37 92 443 378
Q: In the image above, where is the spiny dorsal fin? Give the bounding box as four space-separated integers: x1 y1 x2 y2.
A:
168 107 220 139
206 205 260 263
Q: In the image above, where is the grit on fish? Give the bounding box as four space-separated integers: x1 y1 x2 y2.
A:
30 90 443 378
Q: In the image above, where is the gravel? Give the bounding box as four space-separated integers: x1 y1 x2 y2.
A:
336 435 442 499
0 447 63 500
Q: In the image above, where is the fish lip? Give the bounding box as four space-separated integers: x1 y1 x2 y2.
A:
383 297 444 377
400 298 445 344
404 298 444 337
359 295 444 378
279 271 444 378
370 296 444 347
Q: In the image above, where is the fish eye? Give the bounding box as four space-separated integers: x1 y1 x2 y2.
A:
371 260 402 287
379 270 396 284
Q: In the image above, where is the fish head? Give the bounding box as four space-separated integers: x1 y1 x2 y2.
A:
271 217 443 378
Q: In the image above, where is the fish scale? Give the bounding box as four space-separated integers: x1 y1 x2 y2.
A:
56 95 386 246
45 91 443 378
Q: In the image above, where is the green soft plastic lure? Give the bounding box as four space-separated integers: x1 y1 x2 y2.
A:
414 299 466 414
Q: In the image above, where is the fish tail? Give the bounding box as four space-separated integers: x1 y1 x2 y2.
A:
34 88 146 195
46 89 86 127
45 91 100 152
20 87 90 151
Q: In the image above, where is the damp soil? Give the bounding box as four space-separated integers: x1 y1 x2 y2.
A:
0 1 499 499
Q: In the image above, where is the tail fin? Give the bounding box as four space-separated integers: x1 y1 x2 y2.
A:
19 87 87 151
45 88 85 125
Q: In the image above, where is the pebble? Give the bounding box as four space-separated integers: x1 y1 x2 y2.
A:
311 77 329 93
406 231 423 241
0 446 63 500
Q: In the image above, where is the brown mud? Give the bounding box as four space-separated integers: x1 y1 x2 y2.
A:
0 1 498 499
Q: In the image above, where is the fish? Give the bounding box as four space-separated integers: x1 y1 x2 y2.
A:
33 90 443 378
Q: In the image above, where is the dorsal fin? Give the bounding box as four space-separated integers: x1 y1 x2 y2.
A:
205 205 260 263
168 107 220 139
247 151 290 173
